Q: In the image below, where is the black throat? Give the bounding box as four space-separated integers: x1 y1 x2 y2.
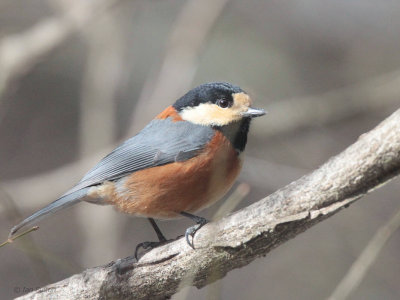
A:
214 118 251 153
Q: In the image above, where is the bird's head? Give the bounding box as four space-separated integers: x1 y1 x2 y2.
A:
173 82 265 127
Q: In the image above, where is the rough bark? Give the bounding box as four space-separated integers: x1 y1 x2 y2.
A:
18 109 400 300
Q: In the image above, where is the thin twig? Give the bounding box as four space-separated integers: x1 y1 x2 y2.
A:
0 0 121 99
0 226 39 248
77 6 126 267
128 0 231 133
0 187 52 281
327 206 400 300
254 70 400 138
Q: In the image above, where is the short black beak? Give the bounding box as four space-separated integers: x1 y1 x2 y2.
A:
241 107 266 118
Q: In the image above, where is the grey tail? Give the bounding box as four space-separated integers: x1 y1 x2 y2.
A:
9 187 90 238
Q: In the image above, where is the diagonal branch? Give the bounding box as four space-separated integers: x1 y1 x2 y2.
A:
18 109 400 299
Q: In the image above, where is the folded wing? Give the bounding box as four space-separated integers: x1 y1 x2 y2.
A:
64 118 215 196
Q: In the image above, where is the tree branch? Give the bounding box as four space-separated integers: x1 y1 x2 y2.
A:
18 109 400 299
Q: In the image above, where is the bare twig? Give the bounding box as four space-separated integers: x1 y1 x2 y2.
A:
253 70 400 137
77 6 126 267
0 226 38 248
0 187 53 281
18 109 400 299
128 0 230 133
328 206 400 300
0 0 121 98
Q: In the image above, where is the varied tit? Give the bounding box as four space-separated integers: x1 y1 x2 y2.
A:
9 82 265 257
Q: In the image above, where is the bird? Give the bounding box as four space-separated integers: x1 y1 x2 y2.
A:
9 82 265 258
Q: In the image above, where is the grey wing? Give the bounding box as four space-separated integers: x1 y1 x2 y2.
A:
63 118 215 196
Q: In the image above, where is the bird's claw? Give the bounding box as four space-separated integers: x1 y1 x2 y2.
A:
184 219 207 249
135 241 161 260
134 239 175 260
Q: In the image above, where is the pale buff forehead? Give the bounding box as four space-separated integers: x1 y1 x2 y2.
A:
233 92 252 107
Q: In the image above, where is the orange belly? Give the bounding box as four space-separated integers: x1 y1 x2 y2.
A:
89 131 242 219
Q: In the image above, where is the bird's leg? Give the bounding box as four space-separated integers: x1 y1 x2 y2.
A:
180 211 208 249
134 218 170 260
116 218 167 273
148 218 167 242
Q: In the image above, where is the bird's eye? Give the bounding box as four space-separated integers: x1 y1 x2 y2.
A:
216 99 231 108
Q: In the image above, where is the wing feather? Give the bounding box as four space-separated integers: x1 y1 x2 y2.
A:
64 118 214 195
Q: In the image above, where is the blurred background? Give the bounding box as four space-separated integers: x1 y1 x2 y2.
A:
0 0 399 299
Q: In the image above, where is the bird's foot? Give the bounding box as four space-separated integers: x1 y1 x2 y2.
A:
184 217 208 249
134 239 174 260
